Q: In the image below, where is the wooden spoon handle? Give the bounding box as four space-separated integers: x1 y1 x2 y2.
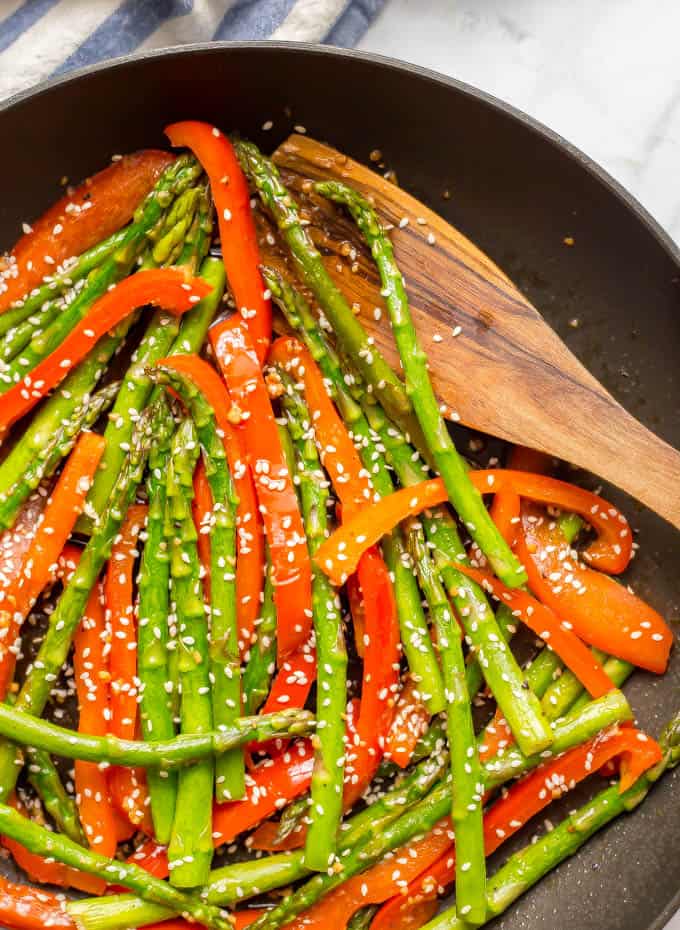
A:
559 397 680 529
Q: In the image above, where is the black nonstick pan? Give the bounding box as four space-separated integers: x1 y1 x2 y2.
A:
0 42 678 930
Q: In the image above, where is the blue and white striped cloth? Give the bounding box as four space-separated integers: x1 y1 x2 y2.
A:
0 0 386 101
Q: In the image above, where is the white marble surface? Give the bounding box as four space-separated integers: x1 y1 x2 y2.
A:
359 0 680 248
360 4 679 929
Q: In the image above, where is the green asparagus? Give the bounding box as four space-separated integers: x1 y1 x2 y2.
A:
280 376 348 872
166 418 214 888
0 802 231 930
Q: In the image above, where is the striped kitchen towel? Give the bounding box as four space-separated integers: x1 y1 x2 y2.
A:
0 0 386 101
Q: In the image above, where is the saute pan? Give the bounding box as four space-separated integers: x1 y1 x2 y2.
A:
0 43 678 930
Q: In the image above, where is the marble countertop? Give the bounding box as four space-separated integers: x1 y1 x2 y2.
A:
360 3 679 928
359 0 680 248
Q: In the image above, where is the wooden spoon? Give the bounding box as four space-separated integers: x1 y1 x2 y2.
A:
273 134 680 530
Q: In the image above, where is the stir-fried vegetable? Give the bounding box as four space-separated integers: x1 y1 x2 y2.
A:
0 127 673 930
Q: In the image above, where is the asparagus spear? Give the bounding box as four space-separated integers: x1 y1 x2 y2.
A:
0 334 123 510
0 399 167 802
166 418 214 888
266 267 445 714
150 364 242 803
408 524 486 922
0 802 232 930
242 559 277 715
0 227 130 338
421 710 680 930
0 702 314 767
0 380 119 531
243 690 631 930
136 396 176 843
279 375 348 872
84 188 216 522
67 754 446 930
0 295 62 364
25 747 86 845
67 693 629 930
348 907 380 929
235 141 424 449
361 398 553 757
0 157 202 390
314 179 524 590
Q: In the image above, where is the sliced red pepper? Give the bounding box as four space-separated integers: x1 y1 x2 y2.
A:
385 678 431 769
154 354 264 657
209 330 312 660
73 579 118 860
0 874 74 930
268 337 399 768
316 470 633 585
355 547 400 750
104 503 152 835
164 121 271 362
372 725 661 929
489 446 549 544
0 269 211 432
0 431 105 697
0 150 174 313
212 740 315 845
126 836 170 879
456 562 615 697
517 510 672 674
268 337 373 518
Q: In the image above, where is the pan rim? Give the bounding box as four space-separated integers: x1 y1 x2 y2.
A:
1 39 678 268
0 37 678 930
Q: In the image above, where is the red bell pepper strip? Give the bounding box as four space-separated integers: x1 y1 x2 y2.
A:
0 874 74 930
268 337 374 518
455 562 615 697
371 725 661 930
73 579 119 859
385 677 431 769
209 329 312 660
316 470 633 585
0 431 105 697
164 121 271 363
153 354 264 658
2 795 103 895
490 446 550 543
104 503 153 835
0 269 211 432
354 547 400 750
268 337 399 765
193 459 213 602
212 740 315 846
0 150 174 313
517 511 672 674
